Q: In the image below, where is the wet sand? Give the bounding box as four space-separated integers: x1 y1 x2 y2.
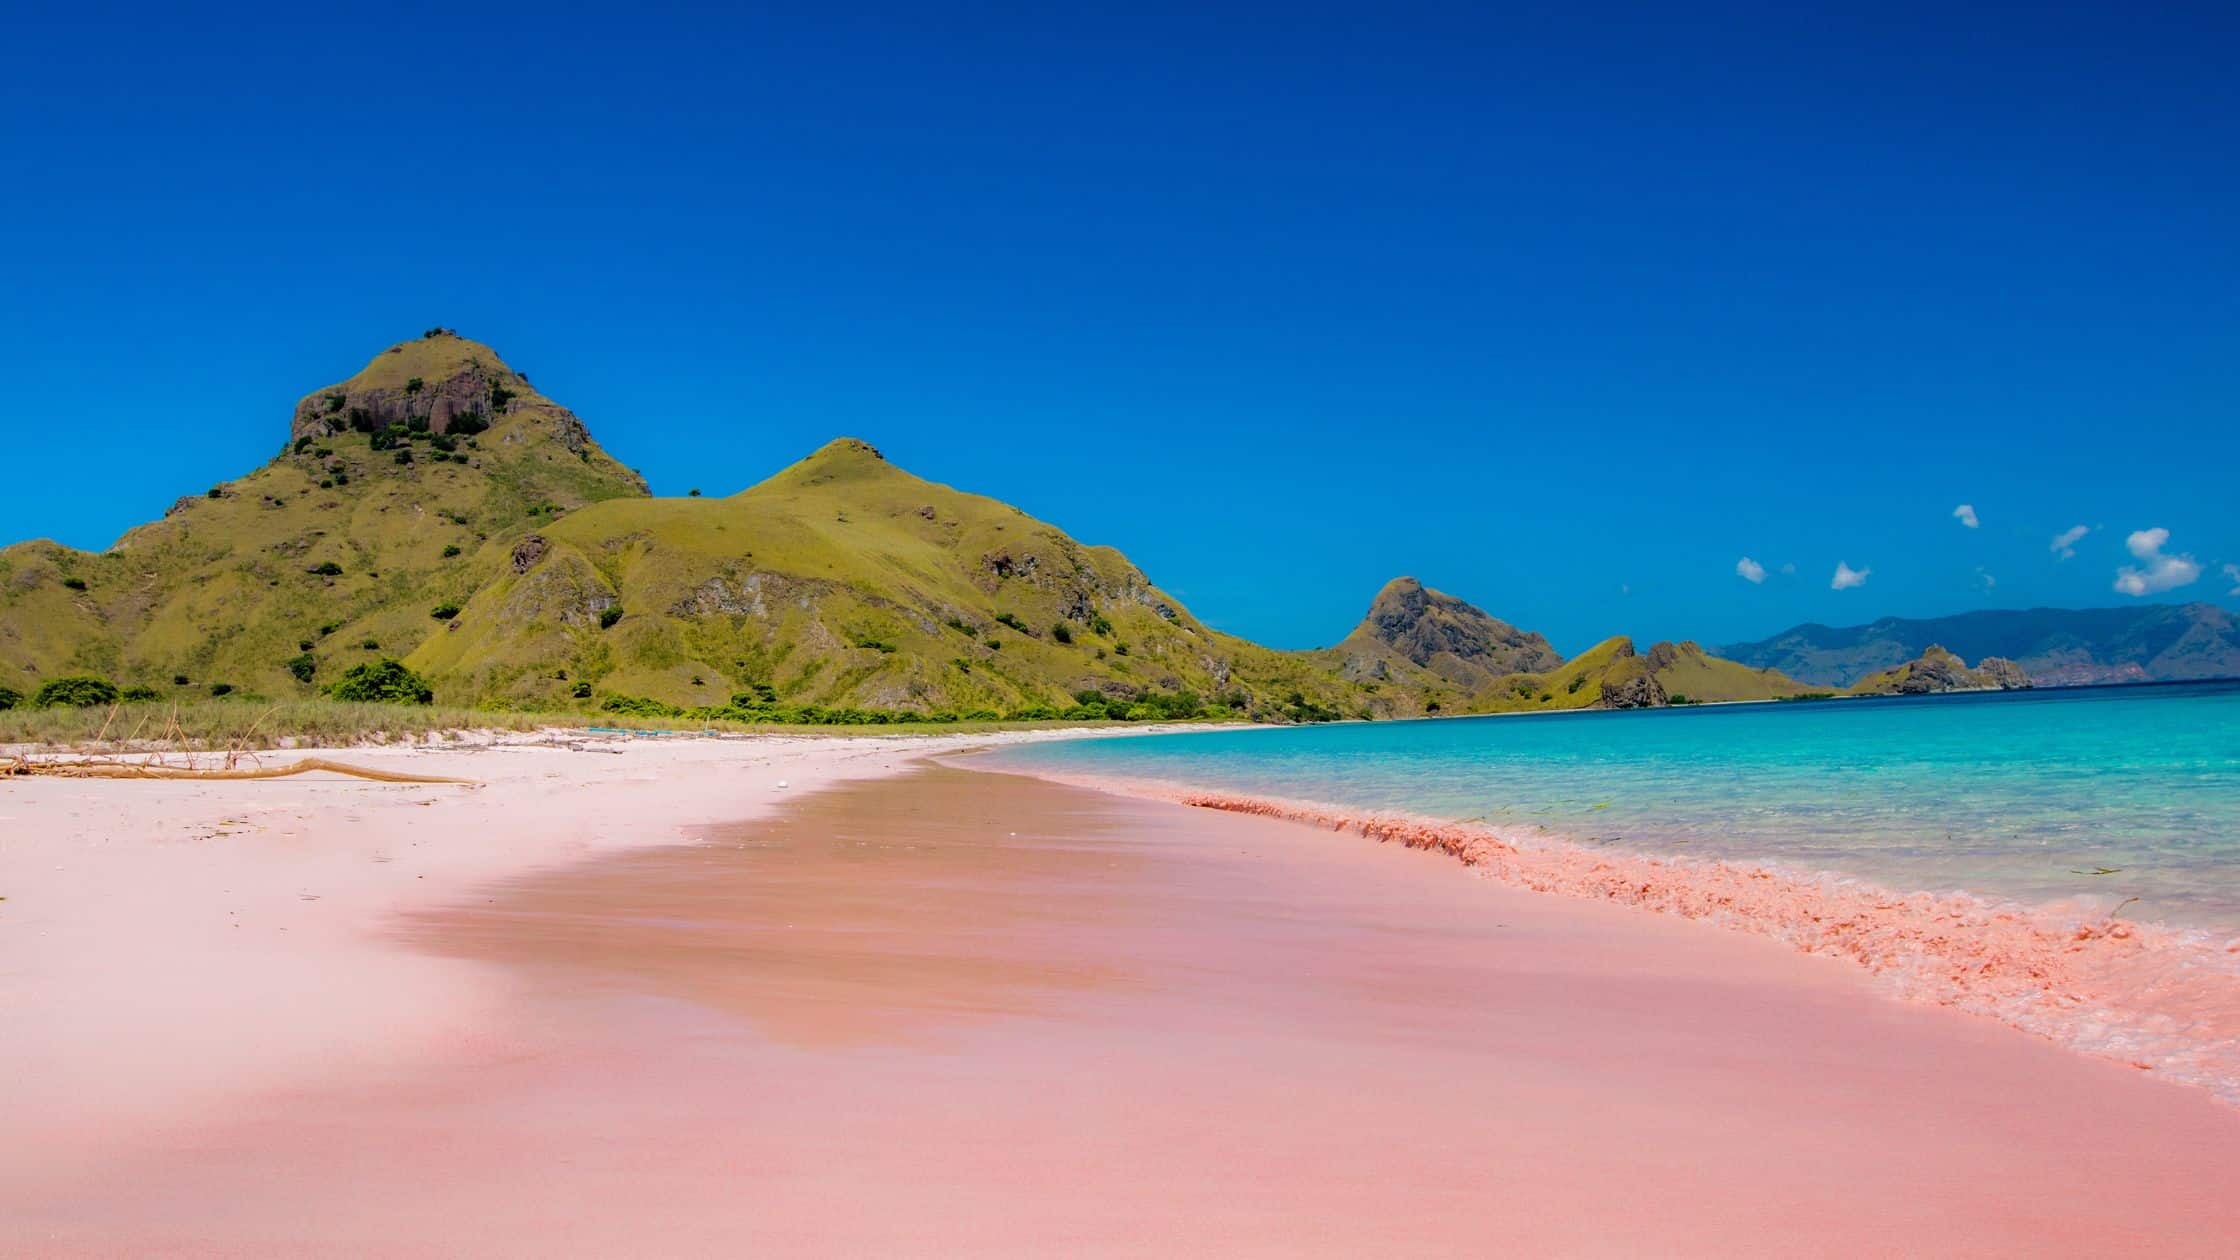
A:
13 763 2239 1256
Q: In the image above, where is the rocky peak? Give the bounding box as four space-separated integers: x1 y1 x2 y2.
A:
1351 577 1564 674
281 330 647 494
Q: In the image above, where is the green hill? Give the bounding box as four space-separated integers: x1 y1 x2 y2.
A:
1 330 1823 725
1461 637 1819 713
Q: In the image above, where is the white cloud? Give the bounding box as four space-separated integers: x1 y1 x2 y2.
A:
2226 563 2240 595
1736 556 1766 584
2050 524 2090 560
1976 567 1996 591
1831 561 1871 591
1780 562 1796 576
2112 527 2201 596
1953 504 1979 529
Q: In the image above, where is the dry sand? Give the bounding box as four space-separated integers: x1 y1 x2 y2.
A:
4 734 2237 1256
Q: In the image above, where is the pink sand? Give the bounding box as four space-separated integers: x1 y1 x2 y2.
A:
5 744 2239 1256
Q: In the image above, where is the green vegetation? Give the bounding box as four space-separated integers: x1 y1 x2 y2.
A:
429 602 462 620
285 653 318 683
33 676 119 708
208 683 235 697
0 684 21 710
310 561 343 576
599 606 624 629
441 544 462 558
328 659 435 705
60 576 87 591
1050 622 1073 644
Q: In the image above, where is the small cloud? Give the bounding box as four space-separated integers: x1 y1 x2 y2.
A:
2050 524 2090 560
1953 504 1979 529
1779 562 1796 576
1736 556 1766 584
1975 567 1996 592
1831 561 1871 591
2226 563 2240 595
2112 527 2201 596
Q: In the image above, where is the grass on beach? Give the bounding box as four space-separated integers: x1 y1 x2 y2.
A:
0 698 1160 754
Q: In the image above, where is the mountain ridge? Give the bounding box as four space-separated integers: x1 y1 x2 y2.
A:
1721 604 2240 687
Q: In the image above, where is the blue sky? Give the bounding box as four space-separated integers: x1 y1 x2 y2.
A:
3 2 2234 653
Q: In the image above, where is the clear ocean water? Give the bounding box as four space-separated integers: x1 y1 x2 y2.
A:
983 682 2240 932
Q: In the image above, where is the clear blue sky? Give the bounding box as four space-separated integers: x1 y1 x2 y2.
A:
4 2 2235 653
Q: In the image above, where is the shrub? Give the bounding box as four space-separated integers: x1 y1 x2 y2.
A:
600 693 679 718
33 676 118 708
734 683 779 705
207 486 224 498
361 638 380 650
347 407 376 433
946 617 976 638
293 435 316 454
285 653 318 683
314 446 333 458
571 681 593 699
688 488 702 497
120 684 160 702
1089 614 1113 636
172 674 190 686
325 392 345 414
429 602 461 620
328 658 434 704
318 622 340 637
1113 642 1130 656
489 384 515 410
310 561 343 576
0 684 22 710
393 448 414 466
332 472 349 486
430 432 456 452
406 413 430 433
447 410 489 436
441 544 461 558
319 479 334 489
297 639 314 651
404 377 424 394
208 683 235 697
61 576 87 591
852 636 897 654
986 638 1001 651
599 606 623 629
994 612 1030 633
1050 622 1073 644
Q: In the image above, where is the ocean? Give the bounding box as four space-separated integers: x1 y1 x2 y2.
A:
985 681 2240 931
978 681 2240 1100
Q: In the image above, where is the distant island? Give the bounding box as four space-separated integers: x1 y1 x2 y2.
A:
4 331 2228 724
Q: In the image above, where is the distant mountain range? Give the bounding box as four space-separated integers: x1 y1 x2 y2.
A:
1719 604 2240 688
4 330 2207 722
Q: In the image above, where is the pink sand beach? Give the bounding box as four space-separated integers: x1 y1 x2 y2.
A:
5 734 2238 1256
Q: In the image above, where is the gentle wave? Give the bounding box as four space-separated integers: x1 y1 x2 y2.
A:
996 766 2240 1107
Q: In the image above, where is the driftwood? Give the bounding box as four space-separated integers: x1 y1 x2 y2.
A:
1 756 477 785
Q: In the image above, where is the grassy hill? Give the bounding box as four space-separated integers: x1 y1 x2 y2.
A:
2 329 1822 726
1460 637 1819 714
0 331 647 701
411 437 1383 720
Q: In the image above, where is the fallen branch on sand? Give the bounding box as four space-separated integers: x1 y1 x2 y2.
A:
1 756 478 785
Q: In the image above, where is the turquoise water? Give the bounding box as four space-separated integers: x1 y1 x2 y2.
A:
984 683 2240 932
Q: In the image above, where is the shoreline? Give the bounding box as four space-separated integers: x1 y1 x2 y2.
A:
0 724 1212 1189
966 761 2240 1107
11 756 2240 1253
